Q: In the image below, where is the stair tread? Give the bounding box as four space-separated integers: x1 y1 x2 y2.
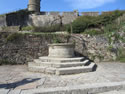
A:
57 63 95 71
29 62 95 70
39 57 84 60
34 59 89 65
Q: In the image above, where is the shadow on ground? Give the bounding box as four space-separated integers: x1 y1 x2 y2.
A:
0 78 41 89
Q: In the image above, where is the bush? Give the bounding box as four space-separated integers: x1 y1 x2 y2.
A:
70 10 125 33
68 16 97 33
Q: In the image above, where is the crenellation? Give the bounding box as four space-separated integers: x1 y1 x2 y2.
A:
49 12 60 16
101 11 114 15
81 12 99 16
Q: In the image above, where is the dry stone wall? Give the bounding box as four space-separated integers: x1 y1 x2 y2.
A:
0 32 68 64
0 32 124 64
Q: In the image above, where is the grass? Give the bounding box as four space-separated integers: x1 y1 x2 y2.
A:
82 29 104 36
21 26 34 31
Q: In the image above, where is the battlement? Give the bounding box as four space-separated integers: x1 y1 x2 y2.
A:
39 11 99 17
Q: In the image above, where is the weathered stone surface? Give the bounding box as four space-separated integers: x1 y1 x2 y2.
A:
28 15 61 27
0 33 125 64
20 81 125 94
48 43 75 58
0 89 9 94
0 63 125 92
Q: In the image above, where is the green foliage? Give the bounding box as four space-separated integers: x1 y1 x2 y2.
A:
83 29 103 36
52 34 64 43
53 38 62 43
0 59 16 65
117 48 125 62
69 10 125 33
69 16 97 33
21 26 34 31
6 33 24 42
104 19 125 44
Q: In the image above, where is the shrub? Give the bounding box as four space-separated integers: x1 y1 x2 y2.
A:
69 16 97 33
70 10 125 33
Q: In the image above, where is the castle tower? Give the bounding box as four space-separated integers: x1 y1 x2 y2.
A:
28 0 41 13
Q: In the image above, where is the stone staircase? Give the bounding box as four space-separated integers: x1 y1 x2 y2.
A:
28 56 96 75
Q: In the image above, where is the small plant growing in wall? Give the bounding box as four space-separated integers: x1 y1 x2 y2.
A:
6 33 24 42
117 48 125 62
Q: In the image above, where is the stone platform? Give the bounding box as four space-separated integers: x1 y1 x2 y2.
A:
28 56 96 75
28 43 96 75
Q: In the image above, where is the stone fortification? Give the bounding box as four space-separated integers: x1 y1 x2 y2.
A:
0 11 101 28
1 10 124 28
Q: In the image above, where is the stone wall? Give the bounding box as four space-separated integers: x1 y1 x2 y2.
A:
81 12 99 16
62 12 78 24
6 12 29 26
28 14 61 27
0 11 100 28
70 34 119 62
0 32 124 64
0 15 6 27
1 10 125 28
0 32 68 64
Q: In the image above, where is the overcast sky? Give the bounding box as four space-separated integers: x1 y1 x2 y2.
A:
0 0 125 14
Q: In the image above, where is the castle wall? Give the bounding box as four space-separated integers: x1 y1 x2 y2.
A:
62 12 78 24
0 10 125 28
6 12 29 26
28 14 61 27
49 12 60 16
81 12 99 16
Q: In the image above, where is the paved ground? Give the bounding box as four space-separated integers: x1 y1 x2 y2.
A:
0 62 125 94
99 90 125 94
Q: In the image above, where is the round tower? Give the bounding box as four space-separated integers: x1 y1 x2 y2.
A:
28 0 41 13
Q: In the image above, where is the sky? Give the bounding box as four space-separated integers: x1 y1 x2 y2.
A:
0 0 125 14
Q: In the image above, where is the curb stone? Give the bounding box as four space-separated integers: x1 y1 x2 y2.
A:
20 81 125 94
